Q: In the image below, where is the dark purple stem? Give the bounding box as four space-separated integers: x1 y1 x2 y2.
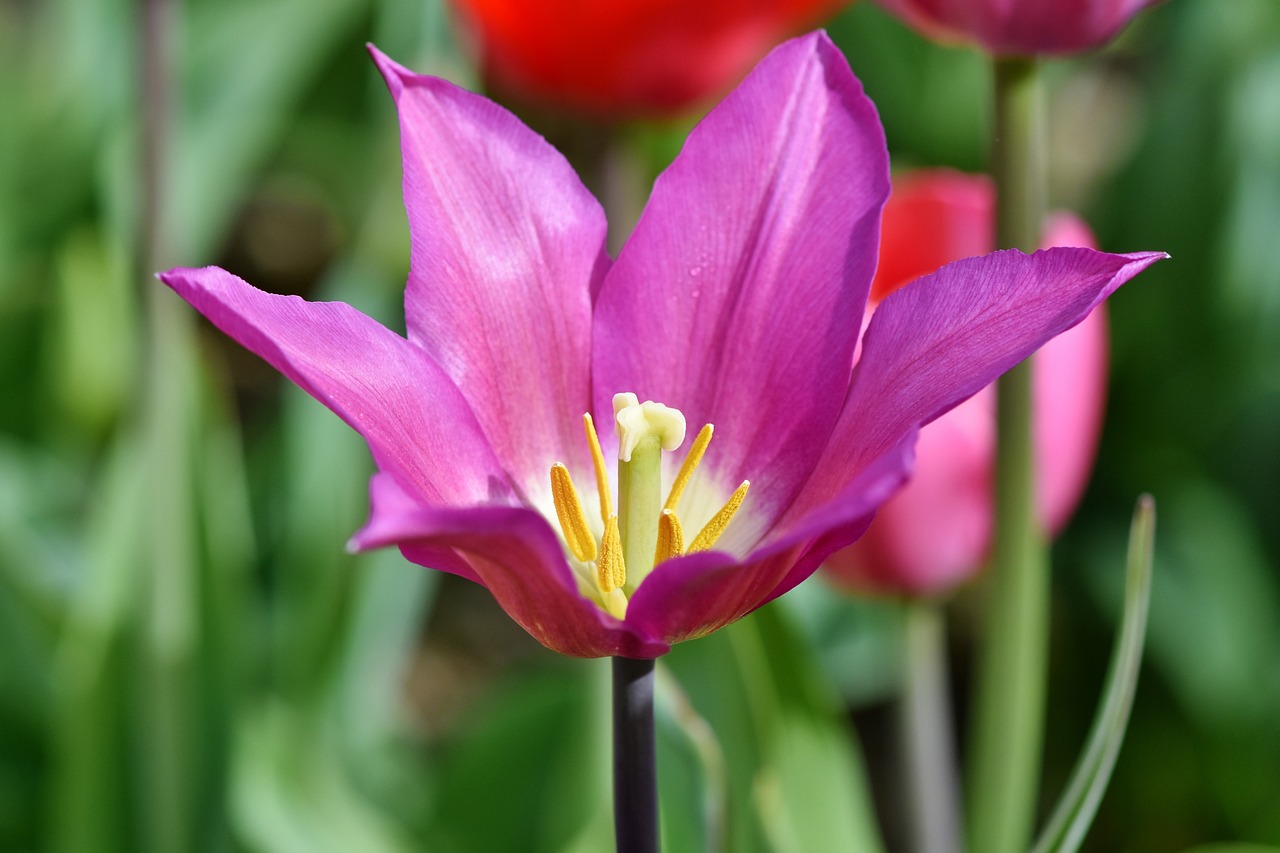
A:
612 656 659 853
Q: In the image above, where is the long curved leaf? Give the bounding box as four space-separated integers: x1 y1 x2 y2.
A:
1031 495 1156 853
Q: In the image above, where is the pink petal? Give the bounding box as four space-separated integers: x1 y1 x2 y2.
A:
592 32 889 524
824 392 993 593
372 47 609 503
783 247 1165 536
826 186 1114 594
352 473 669 659
160 266 512 508
875 0 1163 55
625 433 916 643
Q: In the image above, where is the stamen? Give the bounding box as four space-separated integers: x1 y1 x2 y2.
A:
654 509 685 564
583 413 612 522
665 424 713 512
598 514 627 594
688 480 751 553
550 463 597 562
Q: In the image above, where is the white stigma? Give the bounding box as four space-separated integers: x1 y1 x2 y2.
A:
612 393 686 462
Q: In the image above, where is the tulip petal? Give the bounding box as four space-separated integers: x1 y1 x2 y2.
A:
160 266 512 507
371 47 609 504
786 247 1165 528
626 433 915 644
593 32 889 524
875 0 1162 55
352 472 669 659
823 394 992 593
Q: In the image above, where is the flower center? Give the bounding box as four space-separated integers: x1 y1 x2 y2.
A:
549 392 750 620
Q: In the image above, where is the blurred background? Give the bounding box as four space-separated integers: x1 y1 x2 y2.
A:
1 0 1277 850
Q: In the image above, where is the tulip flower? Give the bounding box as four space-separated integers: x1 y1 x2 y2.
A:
448 0 846 117
873 0 1163 55
823 169 1106 595
161 34 1162 659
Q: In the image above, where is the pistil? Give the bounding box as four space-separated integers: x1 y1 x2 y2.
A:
546 392 751 620
614 394 685 593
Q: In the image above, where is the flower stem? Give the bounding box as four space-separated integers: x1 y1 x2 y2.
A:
966 55 1048 853
900 601 962 853
612 656 659 853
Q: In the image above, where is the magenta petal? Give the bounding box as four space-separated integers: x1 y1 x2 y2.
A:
824 394 993 593
626 434 915 644
160 266 512 507
592 32 889 522
349 472 485 583
371 47 609 502
352 477 669 659
793 248 1166 521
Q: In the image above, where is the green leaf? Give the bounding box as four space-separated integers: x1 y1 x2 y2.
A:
663 603 885 853
1031 495 1156 853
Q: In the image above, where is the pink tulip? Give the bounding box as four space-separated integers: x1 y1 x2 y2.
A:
874 0 1163 55
163 42 1159 657
823 169 1108 595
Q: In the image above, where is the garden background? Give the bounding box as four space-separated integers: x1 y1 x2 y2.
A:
1 0 1278 850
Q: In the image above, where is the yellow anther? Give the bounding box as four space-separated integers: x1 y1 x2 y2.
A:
654 509 685 564
665 423 713 512
689 480 750 553
598 515 627 594
550 463 597 563
583 413 612 522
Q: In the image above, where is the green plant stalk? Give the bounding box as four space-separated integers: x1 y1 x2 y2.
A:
901 601 962 853
966 55 1048 853
140 0 200 848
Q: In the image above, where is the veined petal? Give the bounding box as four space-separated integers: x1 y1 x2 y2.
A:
784 247 1165 530
592 31 889 523
160 266 512 507
352 475 669 659
371 47 609 504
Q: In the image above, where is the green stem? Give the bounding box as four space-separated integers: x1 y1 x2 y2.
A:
900 602 962 853
965 56 1048 853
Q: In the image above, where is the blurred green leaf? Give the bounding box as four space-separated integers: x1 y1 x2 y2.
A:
427 662 612 853
665 604 885 853
174 0 371 262
47 228 137 439
231 701 417 853
49 434 149 853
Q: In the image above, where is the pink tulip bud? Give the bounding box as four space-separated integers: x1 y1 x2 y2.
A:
823 169 1107 595
874 0 1162 56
